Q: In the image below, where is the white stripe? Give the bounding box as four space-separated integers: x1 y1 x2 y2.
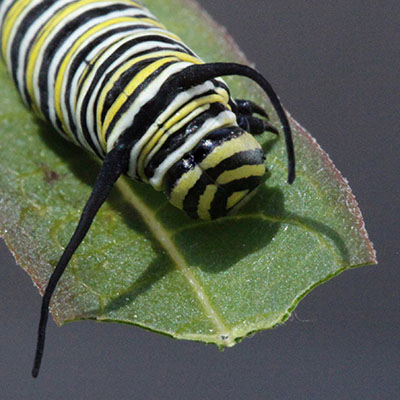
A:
3 0 37 71
14 0 76 104
74 30 181 154
0 0 13 29
87 42 183 149
149 110 237 189
135 81 216 170
47 7 147 129
60 23 145 148
106 61 193 153
143 105 210 169
31 2 119 112
70 30 167 151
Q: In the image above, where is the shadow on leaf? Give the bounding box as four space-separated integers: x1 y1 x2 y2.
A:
35 119 349 320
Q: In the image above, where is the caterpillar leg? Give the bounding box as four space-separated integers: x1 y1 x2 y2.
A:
32 144 129 378
234 99 279 136
237 114 279 136
235 99 270 118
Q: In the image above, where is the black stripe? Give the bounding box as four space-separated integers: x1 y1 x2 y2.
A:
205 148 265 181
163 157 196 195
208 186 228 219
37 4 133 120
98 45 190 127
9 1 48 80
78 48 159 155
76 36 193 150
101 57 159 125
182 172 214 219
76 34 193 101
116 75 229 150
64 30 186 132
63 25 137 141
79 51 176 155
162 126 243 196
102 59 179 141
144 101 227 179
8 0 69 106
222 175 263 194
209 176 262 219
183 146 264 219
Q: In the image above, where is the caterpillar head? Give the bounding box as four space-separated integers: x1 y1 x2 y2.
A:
163 127 266 219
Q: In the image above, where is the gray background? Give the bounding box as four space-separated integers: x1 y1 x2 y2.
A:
1 1 399 398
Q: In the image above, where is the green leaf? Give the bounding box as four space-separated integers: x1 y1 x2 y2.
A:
0 0 376 347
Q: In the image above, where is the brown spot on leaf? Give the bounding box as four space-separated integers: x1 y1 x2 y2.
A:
40 164 61 184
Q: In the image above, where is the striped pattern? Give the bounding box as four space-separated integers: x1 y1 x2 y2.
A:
0 0 266 219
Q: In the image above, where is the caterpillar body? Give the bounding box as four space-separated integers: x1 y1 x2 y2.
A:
0 0 295 377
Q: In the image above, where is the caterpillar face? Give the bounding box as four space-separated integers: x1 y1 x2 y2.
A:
164 126 266 219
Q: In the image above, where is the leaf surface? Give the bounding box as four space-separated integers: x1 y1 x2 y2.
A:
0 0 376 346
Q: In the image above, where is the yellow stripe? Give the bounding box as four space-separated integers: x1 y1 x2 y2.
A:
77 29 182 91
197 185 218 220
200 132 262 170
25 0 144 112
140 87 230 176
100 56 177 145
169 166 203 210
100 51 202 147
217 164 265 185
143 105 209 171
226 190 250 210
137 93 227 180
96 54 158 135
54 16 155 131
1 0 31 57
77 44 109 90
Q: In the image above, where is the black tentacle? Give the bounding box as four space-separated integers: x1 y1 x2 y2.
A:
165 63 296 184
32 144 130 378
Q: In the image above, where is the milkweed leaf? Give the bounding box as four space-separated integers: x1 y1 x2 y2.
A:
0 0 376 346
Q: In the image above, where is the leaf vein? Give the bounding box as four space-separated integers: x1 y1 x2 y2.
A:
114 177 232 343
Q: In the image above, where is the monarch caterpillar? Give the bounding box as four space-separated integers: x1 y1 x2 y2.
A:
0 0 295 377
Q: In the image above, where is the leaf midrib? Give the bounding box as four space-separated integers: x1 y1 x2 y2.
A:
115 173 347 346
115 176 233 345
